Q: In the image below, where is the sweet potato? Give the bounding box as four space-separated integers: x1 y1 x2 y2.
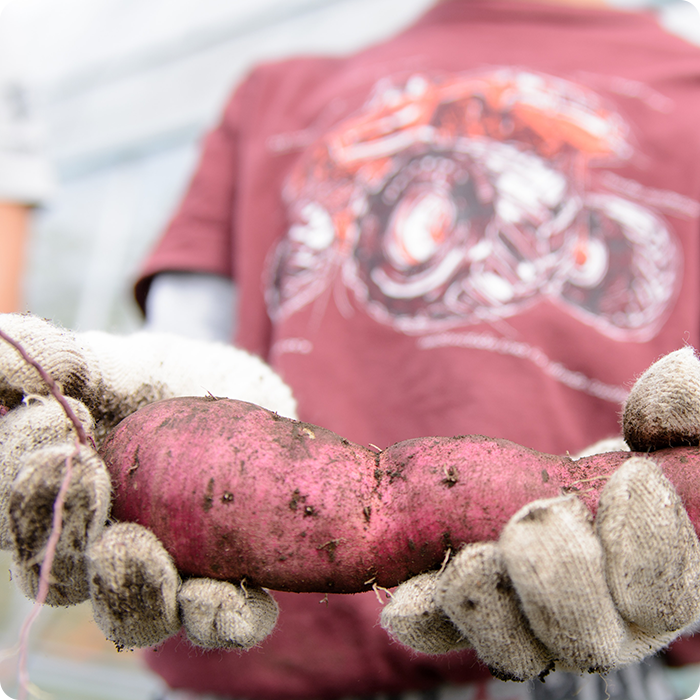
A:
99 396 700 593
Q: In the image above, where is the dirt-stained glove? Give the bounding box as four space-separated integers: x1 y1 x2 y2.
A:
381 348 700 681
0 313 296 438
0 312 290 649
5 310 700 674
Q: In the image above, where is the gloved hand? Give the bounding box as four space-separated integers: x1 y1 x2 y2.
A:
4 311 700 681
0 312 292 649
381 347 700 682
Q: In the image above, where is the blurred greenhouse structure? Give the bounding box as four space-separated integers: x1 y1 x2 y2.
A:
0 0 439 333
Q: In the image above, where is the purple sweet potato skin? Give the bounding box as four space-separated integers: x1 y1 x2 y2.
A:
100 396 700 593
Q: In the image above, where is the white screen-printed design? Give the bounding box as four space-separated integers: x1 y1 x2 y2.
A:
267 68 683 342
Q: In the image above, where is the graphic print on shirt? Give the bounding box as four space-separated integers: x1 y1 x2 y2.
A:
267 68 681 341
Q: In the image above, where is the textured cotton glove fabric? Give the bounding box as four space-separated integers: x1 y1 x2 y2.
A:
0 313 297 433
3 313 700 684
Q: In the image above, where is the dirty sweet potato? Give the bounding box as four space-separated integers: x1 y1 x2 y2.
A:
99 396 700 593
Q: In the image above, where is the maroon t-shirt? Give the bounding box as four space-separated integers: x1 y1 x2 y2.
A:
137 1 700 697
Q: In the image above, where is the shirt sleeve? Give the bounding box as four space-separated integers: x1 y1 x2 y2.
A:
0 78 55 205
135 77 252 312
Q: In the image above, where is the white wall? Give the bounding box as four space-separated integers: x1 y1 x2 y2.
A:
0 0 698 332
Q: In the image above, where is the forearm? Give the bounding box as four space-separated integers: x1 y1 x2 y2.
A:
143 271 237 342
0 202 30 313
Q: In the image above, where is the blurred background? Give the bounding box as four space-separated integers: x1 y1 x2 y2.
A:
3 0 700 335
1 0 700 698
0 0 443 333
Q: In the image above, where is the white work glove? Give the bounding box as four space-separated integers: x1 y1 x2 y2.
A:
4 311 700 676
381 348 700 681
0 313 297 439
0 312 288 649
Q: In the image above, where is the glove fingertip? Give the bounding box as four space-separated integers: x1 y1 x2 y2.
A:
598 456 700 634
87 522 181 650
380 571 469 655
179 578 278 650
622 346 700 452
437 542 552 682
